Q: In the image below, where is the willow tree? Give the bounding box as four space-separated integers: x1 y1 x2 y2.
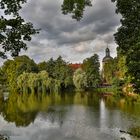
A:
27 73 39 94
73 68 87 91
38 71 50 94
17 72 29 94
2 55 38 92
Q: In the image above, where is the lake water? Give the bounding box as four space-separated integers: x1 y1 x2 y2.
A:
0 92 140 140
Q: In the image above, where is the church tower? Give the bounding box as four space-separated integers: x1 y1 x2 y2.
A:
102 46 113 63
102 46 113 81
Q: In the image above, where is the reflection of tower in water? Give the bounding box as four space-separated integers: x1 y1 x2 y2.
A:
100 99 107 131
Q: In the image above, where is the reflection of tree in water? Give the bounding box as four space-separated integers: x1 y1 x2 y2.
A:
2 93 37 127
73 91 100 107
0 91 101 127
61 0 92 21
0 93 51 127
0 92 74 127
105 96 140 117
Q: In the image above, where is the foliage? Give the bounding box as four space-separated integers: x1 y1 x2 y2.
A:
73 68 87 90
0 0 38 58
0 68 6 85
1 54 102 93
53 56 73 89
45 58 56 78
82 54 100 88
117 54 127 80
17 71 61 94
103 58 118 84
42 56 73 90
38 61 48 71
112 77 124 88
61 0 92 21
2 55 38 91
112 0 140 92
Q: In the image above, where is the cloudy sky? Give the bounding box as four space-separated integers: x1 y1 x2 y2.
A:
0 0 121 66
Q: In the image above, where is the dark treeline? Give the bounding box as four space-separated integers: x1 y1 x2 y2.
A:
0 54 100 94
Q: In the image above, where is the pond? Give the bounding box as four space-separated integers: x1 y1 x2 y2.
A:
0 92 140 140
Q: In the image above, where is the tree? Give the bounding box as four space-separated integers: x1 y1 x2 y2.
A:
82 54 100 88
0 0 38 58
116 54 127 81
38 61 48 72
0 67 6 85
17 71 62 94
103 58 118 84
53 56 73 89
38 71 51 93
46 58 56 78
61 0 92 21
73 68 87 90
2 55 38 91
112 0 140 92
17 72 29 94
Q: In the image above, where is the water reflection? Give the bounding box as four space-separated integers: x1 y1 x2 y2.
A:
0 92 140 140
100 99 107 130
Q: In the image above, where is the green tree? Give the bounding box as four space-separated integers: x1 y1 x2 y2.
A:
0 0 38 58
17 72 29 94
2 55 38 91
38 71 51 93
82 54 100 88
53 56 73 89
73 68 87 90
46 58 56 78
112 0 140 92
117 54 127 80
61 0 92 21
38 61 48 71
0 67 6 85
103 58 118 84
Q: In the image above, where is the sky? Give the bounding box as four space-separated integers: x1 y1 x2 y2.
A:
0 0 121 66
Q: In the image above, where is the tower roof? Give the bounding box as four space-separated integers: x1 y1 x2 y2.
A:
102 56 113 62
102 46 113 62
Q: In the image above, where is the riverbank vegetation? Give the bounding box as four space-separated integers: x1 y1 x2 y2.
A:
0 54 100 94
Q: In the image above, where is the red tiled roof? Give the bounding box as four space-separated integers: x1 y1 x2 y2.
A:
69 63 82 70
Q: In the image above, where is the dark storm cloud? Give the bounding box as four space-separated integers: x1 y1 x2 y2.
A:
18 0 120 64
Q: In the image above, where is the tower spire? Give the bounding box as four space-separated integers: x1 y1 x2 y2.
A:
106 45 110 57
